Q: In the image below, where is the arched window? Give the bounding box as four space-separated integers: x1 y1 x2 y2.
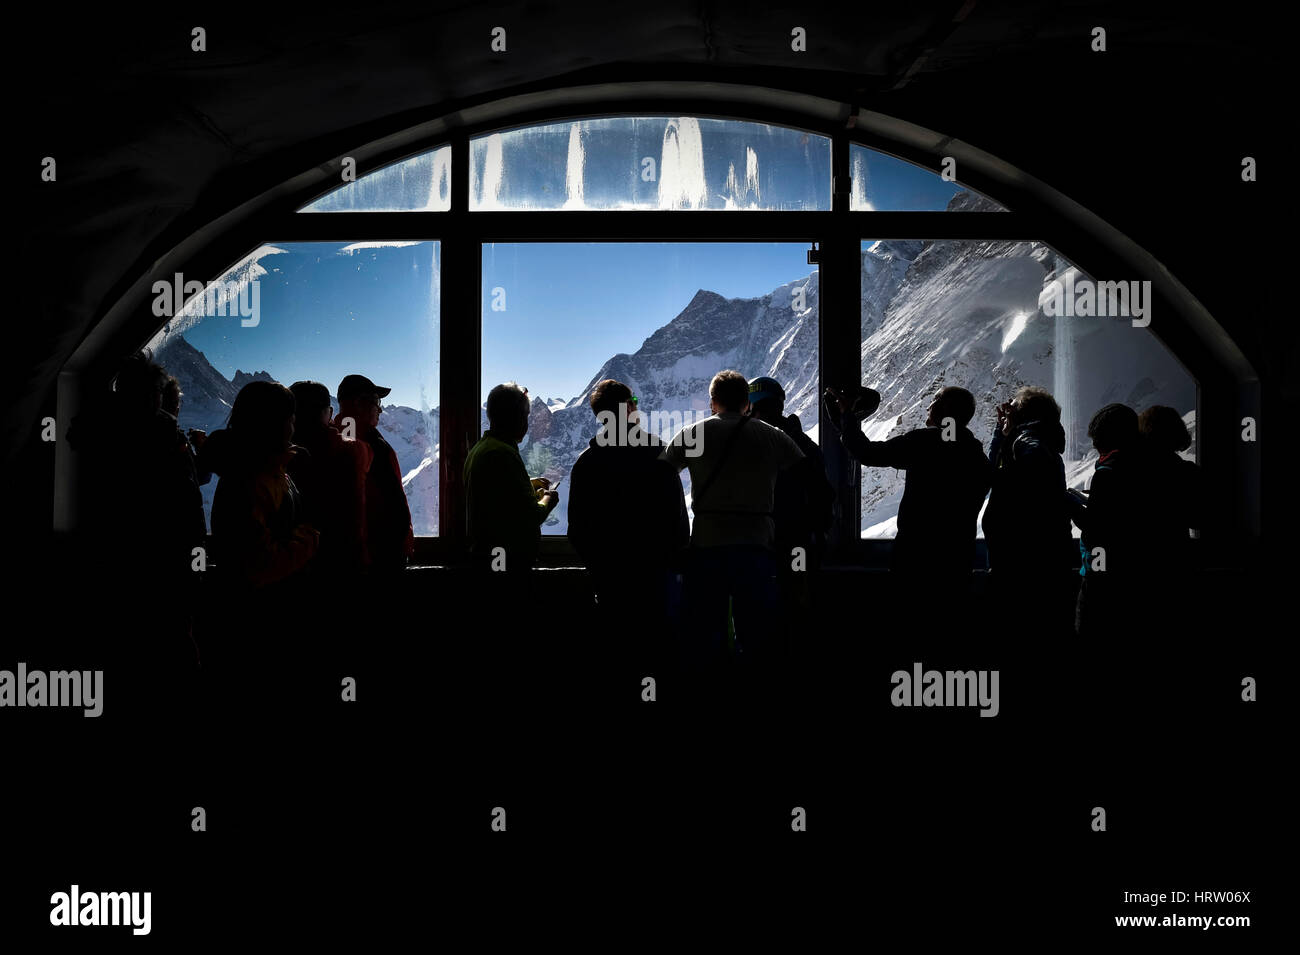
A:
101 94 1230 562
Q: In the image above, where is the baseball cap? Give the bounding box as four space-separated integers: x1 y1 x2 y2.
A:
337 374 392 402
747 376 786 405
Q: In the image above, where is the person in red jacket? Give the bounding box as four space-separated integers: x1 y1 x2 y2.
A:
335 374 414 574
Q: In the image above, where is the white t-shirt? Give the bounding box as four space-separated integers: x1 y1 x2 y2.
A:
661 412 804 549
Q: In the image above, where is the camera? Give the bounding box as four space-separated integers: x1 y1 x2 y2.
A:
822 384 881 424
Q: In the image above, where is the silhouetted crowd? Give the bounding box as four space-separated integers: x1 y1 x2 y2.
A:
67 355 413 702
67 351 1201 699
467 370 1201 693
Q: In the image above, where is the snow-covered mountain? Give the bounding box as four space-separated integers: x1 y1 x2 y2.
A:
156 188 1194 540
851 191 1193 536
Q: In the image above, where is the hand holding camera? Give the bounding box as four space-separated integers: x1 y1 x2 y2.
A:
824 386 851 415
822 384 882 429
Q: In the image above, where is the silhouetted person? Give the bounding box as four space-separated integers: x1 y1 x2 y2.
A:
662 369 804 679
1139 405 1202 567
1136 405 1203 636
747 376 833 664
289 380 367 574
982 386 1075 633
463 382 558 715
197 379 318 727
983 386 1075 569
1073 403 1150 637
569 379 689 682
335 374 412 574
464 381 558 571
747 376 834 567
161 372 209 480
829 384 990 590
66 350 206 681
201 380 319 592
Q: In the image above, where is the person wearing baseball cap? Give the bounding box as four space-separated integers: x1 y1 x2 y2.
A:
746 376 785 408
335 374 413 573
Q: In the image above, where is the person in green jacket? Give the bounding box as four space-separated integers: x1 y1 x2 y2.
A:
465 382 559 571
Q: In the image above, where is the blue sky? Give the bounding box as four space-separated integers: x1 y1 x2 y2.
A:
179 241 441 412
854 146 974 211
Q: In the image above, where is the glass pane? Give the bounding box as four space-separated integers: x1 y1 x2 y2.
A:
471 117 831 211
299 146 451 212
849 144 1008 212
481 243 820 533
145 240 441 534
854 238 1196 539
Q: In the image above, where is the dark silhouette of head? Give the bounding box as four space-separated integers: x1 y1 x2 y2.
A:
1139 405 1192 454
709 370 750 414
290 381 333 438
113 350 169 419
1087 403 1139 454
487 382 531 442
229 380 296 465
590 379 633 418
746 376 785 425
926 386 976 429
590 378 638 432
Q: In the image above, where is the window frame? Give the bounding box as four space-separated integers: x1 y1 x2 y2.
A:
274 116 1021 565
67 90 1245 566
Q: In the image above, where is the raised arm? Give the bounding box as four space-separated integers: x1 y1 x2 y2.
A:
840 412 925 470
